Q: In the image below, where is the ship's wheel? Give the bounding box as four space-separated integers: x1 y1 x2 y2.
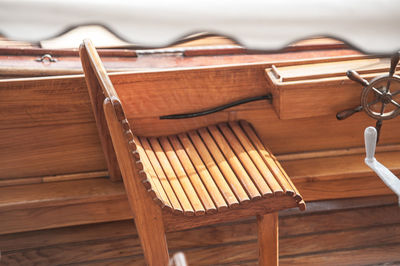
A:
336 52 400 142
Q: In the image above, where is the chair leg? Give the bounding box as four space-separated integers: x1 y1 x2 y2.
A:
257 212 279 266
134 202 170 266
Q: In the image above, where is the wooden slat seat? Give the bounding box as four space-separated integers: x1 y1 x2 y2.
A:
132 121 304 216
80 39 305 265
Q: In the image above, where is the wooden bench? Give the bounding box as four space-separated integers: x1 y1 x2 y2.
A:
80 39 305 265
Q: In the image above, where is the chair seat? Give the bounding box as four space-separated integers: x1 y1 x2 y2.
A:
129 120 304 216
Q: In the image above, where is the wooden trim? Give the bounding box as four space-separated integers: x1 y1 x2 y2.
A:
80 40 121 181
0 171 108 187
163 196 297 232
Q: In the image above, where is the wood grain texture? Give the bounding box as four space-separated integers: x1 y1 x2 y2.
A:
1 199 399 265
229 122 284 195
168 135 219 213
265 58 400 119
80 41 121 181
2 55 399 183
0 157 396 235
82 39 304 265
0 75 91 129
179 132 238 208
0 198 131 235
2 200 397 252
103 98 170 265
148 137 195 215
188 130 249 204
0 36 360 79
258 213 278 266
205 126 262 199
163 195 297 232
0 122 107 180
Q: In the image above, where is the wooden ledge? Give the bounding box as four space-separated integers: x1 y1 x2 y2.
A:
0 178 125 212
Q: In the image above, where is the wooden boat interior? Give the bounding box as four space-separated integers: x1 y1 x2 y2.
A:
0 25 399 265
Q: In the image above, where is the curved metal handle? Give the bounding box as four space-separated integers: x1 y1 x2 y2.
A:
364 126 400 206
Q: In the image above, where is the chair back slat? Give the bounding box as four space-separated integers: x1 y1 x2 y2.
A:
79 39 122 181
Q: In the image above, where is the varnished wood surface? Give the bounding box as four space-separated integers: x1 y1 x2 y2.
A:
103 97 170 265
0 196 399 265
265 57 400 119
4 55 399 185
258 213 278 266
0 153 395 235
83 40 305 264
1 50 399 238
80 43 122 181
0 34 360 78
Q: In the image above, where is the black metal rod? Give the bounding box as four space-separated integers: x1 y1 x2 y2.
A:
160 94 272 119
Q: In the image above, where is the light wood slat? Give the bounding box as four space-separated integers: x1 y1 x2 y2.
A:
229 122 285 195
139 137 183 214
158 137 205 216
189 130 249 204
148 137 195 216
218 123 273 198
206 126 261 200
132 136 171 209
240 121 298 198
168 135 218 213
180 132 238 208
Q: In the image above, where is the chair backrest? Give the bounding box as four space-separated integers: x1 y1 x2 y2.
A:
79 39 122 181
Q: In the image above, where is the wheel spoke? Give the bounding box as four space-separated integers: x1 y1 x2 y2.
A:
390 99 400 108
371 87 384 96
391 90 400 96
386 80 392 92
380 102 386 115
388 52 400 93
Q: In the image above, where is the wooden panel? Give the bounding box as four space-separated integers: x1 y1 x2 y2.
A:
0 122 106 179
281 244 400 266
129 107 400 154
0 149 397 234
0 76 108 181
0 75 91 129
3 61 399 182
0 198 131 235
282 150 400 181
2 201 398 252
0 178 130 235
113 63 270 120
296 175 392 201
236 109 400 154
1 200 399 265
0 54 368 130
0 178 125 211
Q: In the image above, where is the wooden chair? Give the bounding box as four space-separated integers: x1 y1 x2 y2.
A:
80 39 305 266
